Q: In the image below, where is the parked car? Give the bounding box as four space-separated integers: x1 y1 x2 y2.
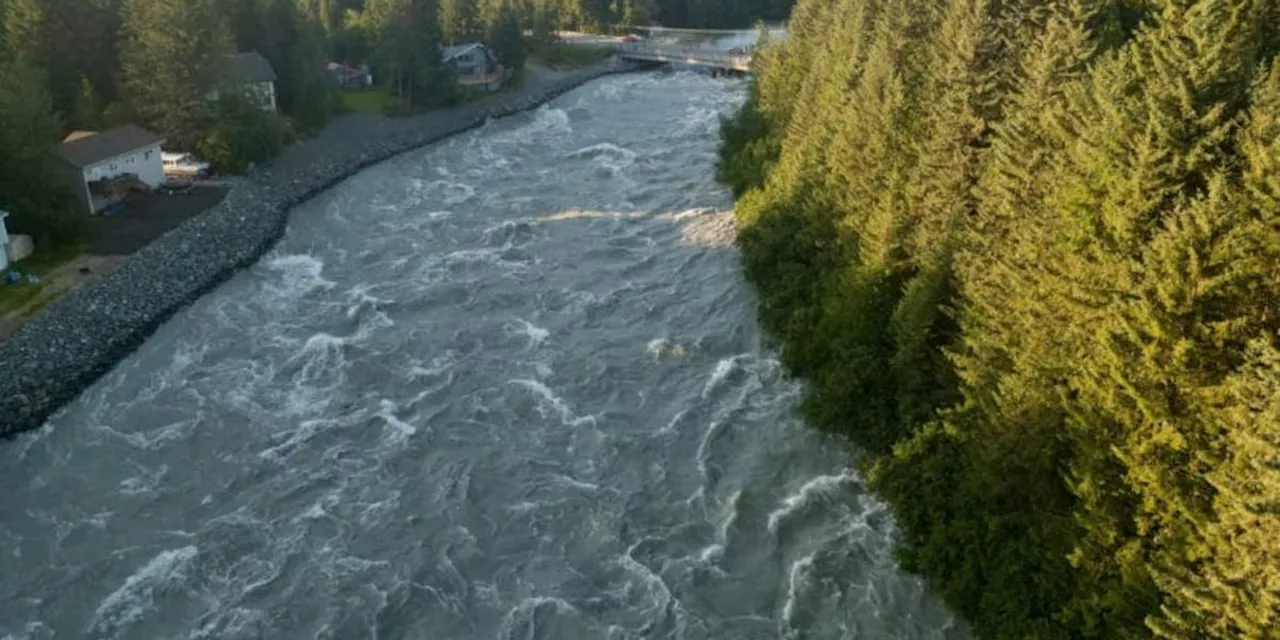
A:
161 152 212 178
621 34 642 43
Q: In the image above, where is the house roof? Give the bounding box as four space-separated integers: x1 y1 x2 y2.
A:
57 125 164 168
63 130 97 143
441 43 485 62
230 51 277 83
326 61 368 77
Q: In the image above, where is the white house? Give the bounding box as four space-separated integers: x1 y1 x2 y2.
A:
57 125 165 214
228 51 279 112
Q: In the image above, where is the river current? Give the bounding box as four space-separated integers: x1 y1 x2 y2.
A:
0 72 964 639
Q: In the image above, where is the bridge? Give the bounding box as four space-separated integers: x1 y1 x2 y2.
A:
614 42 753 73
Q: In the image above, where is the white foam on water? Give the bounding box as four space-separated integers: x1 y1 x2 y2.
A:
779 552 817 639
695 418 726 493
258 417 332 461
531 106 571 133
376 398 418 442
431 247 532 274
187 606 267 639
616 541 677 626
646 338 687 360
647 338 669 358
409 350 459 379
702 355 745 398
564 143 638 175
117 464 169 496
264 254 334 301
498 596 581 639
167 341 209 376
509 379 597 427
550 474 599 492
279 333 348 416
423 180 476 205
698 489 742 564
656 409 686 437
91 418 197 452
767 471 859 534
537 209 647 222
665 208 738 247
89 545 198 636
510 318 549 349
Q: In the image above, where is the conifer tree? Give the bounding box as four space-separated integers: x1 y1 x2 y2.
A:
70 75 101 130
120 0 233 148
439 0 479 43
1143 55 1280 640
485 0 526 72
0 58 78 242
723 0 1280 636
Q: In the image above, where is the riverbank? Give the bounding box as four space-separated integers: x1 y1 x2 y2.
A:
0 59 642 437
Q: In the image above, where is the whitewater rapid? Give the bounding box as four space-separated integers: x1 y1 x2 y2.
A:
0 72 964 639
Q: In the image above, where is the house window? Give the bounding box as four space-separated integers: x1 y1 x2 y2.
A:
109 162 118 171
144 150 153 160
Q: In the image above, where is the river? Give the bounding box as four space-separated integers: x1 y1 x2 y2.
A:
0 72 964 640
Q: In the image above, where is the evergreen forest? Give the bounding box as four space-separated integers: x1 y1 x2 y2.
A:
0 0 791 243
719 0 1280 637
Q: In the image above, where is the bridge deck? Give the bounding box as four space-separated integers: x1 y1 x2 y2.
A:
615 43 752 72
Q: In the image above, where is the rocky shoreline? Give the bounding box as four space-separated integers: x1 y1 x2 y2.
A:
0 59 643 437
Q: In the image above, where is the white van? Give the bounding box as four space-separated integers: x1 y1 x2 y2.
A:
161 152 212 177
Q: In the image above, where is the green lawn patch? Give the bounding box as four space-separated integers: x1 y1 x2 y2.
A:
0 241 84 316
531 43 612 69
339 86 400 114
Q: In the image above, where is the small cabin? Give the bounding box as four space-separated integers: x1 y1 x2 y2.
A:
441 43 507 92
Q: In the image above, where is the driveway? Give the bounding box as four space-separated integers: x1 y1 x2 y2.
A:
89 185 229 255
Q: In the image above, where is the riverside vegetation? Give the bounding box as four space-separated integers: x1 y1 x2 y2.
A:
719 0 1280 638
0 0 792 247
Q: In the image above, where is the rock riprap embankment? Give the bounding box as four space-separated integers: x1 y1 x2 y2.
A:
0 60 641 436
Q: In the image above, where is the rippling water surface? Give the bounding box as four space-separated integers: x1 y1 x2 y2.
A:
0 72 965 639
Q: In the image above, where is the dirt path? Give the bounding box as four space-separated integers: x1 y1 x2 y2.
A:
0 255 125 340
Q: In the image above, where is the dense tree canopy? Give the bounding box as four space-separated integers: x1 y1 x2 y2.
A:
0 57 78 242
0 0 794 241
721 0 1280 637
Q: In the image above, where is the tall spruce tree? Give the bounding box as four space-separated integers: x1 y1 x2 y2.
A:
722 0 1280 636
120 0 233 148
439 0 479 43
0 58 78 242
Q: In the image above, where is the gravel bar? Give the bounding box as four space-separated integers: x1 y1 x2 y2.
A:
0 59 645 437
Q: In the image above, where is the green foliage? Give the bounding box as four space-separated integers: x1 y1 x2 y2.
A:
723 0 1280 636
716 81 778 197
0 58 79 243
198 91 292 173
439 0 479 43
530 41 611 69
484 1 525 71
120 0 233 149
2 0 122 119
359 0 458 111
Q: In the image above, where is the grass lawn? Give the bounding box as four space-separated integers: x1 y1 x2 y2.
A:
531 42 612 69
0 240 85 316
340 86 401 114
